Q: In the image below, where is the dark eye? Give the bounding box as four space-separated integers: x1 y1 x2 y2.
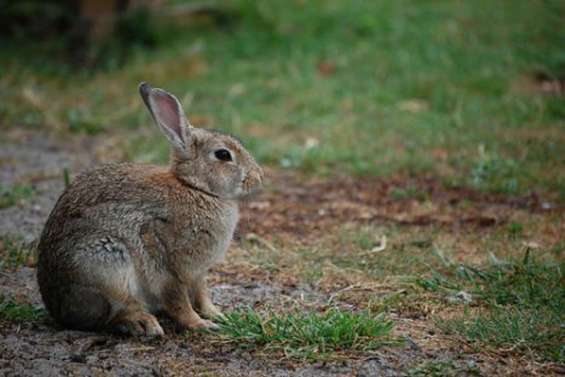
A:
214 149 232 161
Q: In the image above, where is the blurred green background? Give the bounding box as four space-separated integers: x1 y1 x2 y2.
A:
1 0 564 198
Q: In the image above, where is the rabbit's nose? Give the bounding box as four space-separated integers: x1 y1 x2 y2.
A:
245 170 263 191
251 171 263 185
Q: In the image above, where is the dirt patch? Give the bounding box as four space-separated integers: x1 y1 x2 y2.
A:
0 130 99 241
512 71 565 96
530 71 565 96
239 170 559 241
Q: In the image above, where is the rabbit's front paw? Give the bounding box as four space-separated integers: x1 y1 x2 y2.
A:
112 311 165 337
189 318 220 331
199 303 224 320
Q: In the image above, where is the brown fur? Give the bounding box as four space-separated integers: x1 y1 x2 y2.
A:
37 83 263 336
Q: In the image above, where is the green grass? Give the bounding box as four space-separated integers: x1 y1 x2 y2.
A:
215 308 396 360
418 250 563 310
0 296 45 323
417 250 564 361
0 184 35 209
1 0 564 198
443 307 563 362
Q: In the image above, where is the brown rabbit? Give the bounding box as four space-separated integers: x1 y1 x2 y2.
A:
36 83 263 336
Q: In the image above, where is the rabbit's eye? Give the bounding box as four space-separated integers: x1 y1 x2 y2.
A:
214 149 232 161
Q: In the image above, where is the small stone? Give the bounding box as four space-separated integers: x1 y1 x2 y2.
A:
541 202 553 210
69 353 86 363
447 290 473 304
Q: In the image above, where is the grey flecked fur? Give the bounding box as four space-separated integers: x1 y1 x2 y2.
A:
37 83 263 336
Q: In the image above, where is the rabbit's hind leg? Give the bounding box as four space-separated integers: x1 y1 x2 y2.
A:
54 284 113 331
57 271 165 336
53 236 161 335
80 237 164 336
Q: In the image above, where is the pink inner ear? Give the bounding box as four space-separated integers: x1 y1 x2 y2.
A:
153 91 184 142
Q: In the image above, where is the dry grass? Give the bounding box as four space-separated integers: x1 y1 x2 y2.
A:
206 171 565 371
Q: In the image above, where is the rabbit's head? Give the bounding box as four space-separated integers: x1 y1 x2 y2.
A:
139 82 263 199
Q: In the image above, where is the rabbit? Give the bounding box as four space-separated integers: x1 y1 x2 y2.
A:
36 82 263 336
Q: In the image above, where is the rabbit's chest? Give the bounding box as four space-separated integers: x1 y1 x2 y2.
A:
182 204 239 270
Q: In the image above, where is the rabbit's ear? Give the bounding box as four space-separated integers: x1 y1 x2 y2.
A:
139 82 192 156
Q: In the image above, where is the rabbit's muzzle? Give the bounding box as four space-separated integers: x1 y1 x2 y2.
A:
242 169 263 196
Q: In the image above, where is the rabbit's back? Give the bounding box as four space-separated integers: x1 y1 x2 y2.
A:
38 162 169 256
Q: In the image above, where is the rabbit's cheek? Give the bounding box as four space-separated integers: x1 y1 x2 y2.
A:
222 167 245 198
233 186 246 199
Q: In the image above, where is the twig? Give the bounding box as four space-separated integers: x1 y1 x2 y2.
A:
369 235 387 253
245 233 277 253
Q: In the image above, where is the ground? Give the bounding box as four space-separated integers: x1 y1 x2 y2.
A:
1 1 564 376
1 129 562 376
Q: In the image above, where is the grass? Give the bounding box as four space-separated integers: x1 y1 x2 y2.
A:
1 0 564 198
0 235 36 270
215 308 396 360
295 225 463 281
0 184 35 209
0 296 45 323
240 217 563 286
443 307 563 362
232 216 563 365
418 250 563 310
390 185 428 201
418 250 564 361
239 225 445 288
